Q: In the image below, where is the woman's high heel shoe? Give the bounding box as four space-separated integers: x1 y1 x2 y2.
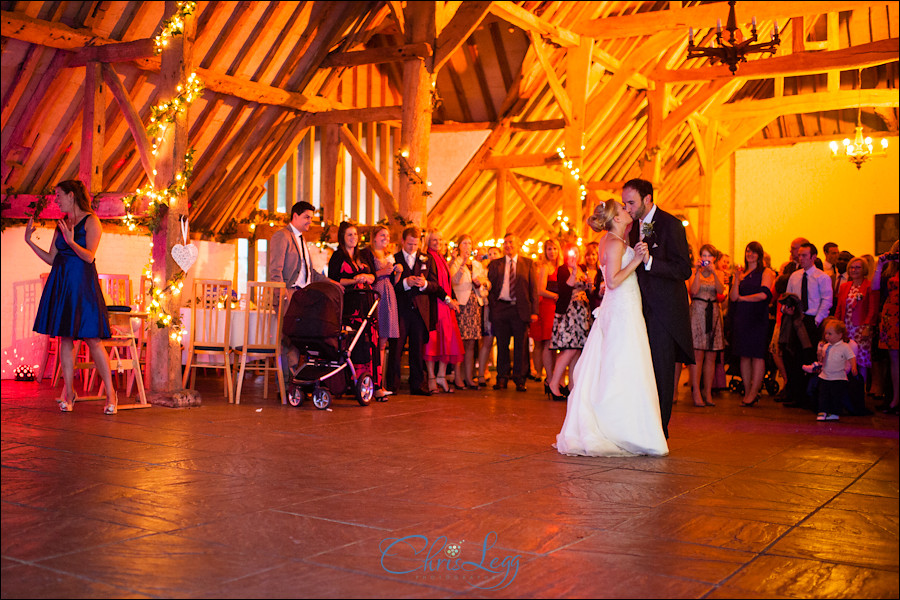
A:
740 394 760 407
58 390 76 412
544 380 551 398
435 377 452 393
103 392 118 415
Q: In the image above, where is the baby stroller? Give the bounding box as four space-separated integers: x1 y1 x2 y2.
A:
725 349 781 397
282 282 380 409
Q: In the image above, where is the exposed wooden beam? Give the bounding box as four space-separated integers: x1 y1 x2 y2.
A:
528 31 573 126
510 166 563 186
304 105 403 126
508 172 557 237
482 152 562 170
319 42 432 69
433 1 492 73
101 63 154 181
489 1 580 48
337 125 400 219
709 89 899 121
572 2 892 39
656 38 900 83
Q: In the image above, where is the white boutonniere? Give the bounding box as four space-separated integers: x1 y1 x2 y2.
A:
641 221 655 239
419 254 429 262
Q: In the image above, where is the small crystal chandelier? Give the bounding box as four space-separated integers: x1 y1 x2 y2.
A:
686 0 780 75
829 72 889 170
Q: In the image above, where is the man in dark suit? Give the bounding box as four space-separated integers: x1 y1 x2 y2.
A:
268 201 331 382
386 226 456 396
487 233 539 392
624 179 694 438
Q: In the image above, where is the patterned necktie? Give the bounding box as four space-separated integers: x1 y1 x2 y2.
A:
299 234 310 285
801 271 809 313
509 258 517 301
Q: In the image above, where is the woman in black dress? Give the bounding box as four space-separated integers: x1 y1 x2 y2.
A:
28 180 118 414
730 241 775 406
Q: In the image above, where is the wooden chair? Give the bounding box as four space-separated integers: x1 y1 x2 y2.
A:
232 282 287 404
183 279 234 402
75 274 150 410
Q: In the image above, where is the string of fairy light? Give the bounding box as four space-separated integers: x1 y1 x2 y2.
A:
123 2 201 339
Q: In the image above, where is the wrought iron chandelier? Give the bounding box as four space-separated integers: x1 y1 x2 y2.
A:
687 0 780 75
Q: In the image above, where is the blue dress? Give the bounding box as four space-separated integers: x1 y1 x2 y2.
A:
33 216 111 339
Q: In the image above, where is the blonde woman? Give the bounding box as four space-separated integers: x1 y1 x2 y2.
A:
450 234 488 388
530 239 561 389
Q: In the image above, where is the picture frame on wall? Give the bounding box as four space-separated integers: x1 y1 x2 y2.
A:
875 213 899 254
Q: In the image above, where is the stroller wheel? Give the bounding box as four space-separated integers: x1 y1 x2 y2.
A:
766 379 781 396
287 386 305 407
312 388 332 410
355 374 374 406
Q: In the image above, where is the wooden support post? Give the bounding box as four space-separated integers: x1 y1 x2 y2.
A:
80 61 105 195
320 123 341 229
563 37 592 237
267 174 277 212
285 148 297 210
642 82 665 185
148 2 196 399
494 169 507 238
349 122 361 222
365 122 376 224
399 2 435 228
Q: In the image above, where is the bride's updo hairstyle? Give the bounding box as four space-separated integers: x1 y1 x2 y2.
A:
587 199 618 233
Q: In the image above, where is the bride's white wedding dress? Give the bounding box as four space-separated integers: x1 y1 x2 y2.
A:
555 245 669 457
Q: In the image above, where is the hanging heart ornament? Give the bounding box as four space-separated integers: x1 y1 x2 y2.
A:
171 217 198 272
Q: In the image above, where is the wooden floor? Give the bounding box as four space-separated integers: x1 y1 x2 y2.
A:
2 371 898 599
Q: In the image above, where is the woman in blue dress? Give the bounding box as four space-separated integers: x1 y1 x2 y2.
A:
27 180 117 414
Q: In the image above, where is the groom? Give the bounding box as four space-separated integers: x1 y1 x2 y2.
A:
623 178 694 438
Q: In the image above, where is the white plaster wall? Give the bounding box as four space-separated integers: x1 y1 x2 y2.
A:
731 137 899 266
426 129 491 211
1 225 235 379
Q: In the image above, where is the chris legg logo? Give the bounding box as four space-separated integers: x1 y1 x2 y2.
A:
379 532 519 590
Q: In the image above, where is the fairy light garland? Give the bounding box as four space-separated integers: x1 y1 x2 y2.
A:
153 1 197 53
395 149 433 198
556 146 588 204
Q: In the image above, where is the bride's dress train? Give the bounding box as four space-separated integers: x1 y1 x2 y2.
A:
555 245 668 457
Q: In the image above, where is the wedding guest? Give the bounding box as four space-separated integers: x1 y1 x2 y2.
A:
805 317 856 422
328 221 375 289
386 227 456 396
779 237 809 276
28 180 118 414
783 242 833 409
822 242 840 284
730 241 775 406
487 233 539 392
835 257 877 391
359 224 402 400
582 241 605 311
478 246 501 386
268 200 331 382
450 234 487 389
872 243 899 414
530 239 561 387
688 244 725 407
422 229 464 393
547 245 592 401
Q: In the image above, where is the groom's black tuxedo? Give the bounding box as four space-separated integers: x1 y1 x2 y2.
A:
629 205 694 438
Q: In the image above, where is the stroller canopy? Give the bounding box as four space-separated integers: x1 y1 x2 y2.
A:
283 281 344 341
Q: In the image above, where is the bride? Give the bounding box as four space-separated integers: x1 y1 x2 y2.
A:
555 199 669 457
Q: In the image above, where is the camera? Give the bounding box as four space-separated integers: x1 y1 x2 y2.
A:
885 252 899 261
700 260 710 267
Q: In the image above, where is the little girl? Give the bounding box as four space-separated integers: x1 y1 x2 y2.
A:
804 318 857 422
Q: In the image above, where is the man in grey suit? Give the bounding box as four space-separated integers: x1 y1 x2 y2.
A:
268 201 330 381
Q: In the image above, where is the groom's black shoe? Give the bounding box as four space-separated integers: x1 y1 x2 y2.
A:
492 378 508 390
514 378 527 392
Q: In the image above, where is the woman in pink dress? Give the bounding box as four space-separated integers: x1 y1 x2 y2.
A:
423 229 464 393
